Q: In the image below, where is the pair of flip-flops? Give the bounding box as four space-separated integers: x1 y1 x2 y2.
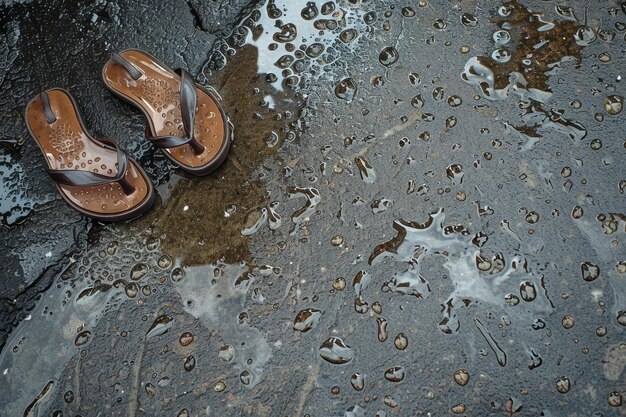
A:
25 49 232 221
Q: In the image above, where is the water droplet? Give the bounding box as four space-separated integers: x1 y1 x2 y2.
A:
333 277 346 291
384 366 405 382
184 355 196 371
371 199 393 214
519 281 537 302
410 94 425 108
157 255 172 269
393 5 412 18
581 262 600 281
305 43 324 58
213 380 226 392
491 48 511 63
146 237 159 251
561 315 575 329
608 391 623 407
555 376 570 393
125 283 139 298
319 337 354 364
63 391 74 404
383 395 398 408
364 11 377 25
340 29 358 44
23 381 55 417
145 383 156 397
394 333 408 350
448 95 462 107
475 319 507 366
350 373 365 391
240 370 251 385
273 23 297 43
379 47 399 66
599 52 611 63
179 332 194 346
242 208 268 236
433 18 447 29
604 95 623 115
461 13 478 27
599 29 616 41
106 241 119 255
493 30 511 44
446 164 464 185
574 26 597 46
590 138 602 150
130 263 149 280
300 1 318 20
376 317 388 342
171 267 185 282
321 1 335 15
335 78 357 102
74 330 91 346
454 369 470 386
432 86 445 100
293 309 322 332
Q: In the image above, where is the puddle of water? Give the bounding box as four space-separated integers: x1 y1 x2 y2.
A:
203 0 367 93
0 230 276 414
461 0 593 146
0 265 126 416
369 209 553 336
462 1 584 101
175 261 272 388
146 44 305 265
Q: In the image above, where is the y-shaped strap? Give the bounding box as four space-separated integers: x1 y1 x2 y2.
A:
39 91 57 124
111 52 205 156
47 139 136 195
147 68 204 155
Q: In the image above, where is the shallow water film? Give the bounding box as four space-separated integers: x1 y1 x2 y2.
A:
1 0 625 416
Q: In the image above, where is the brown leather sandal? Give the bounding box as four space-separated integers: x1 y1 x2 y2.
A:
25 88 155 221
101 49 232 176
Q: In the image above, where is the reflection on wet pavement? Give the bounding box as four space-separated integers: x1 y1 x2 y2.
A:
1 0 626 415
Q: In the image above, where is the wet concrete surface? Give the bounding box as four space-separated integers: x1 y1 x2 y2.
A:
1 0 626 416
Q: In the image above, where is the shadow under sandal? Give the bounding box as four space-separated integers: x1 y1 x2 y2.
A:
25 89 155 221
102 49 232 176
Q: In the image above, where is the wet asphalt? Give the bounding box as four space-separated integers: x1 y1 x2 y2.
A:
1 0 625 416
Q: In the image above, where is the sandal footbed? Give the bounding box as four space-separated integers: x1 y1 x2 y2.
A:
25 88 154 220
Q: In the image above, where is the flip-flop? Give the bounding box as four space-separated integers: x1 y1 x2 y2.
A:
25 88 155 221
101 49 232 176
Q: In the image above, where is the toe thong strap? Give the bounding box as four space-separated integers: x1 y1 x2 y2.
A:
111 52 142 80
47 139 136 195
39 91 57 124
146 68 205 155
